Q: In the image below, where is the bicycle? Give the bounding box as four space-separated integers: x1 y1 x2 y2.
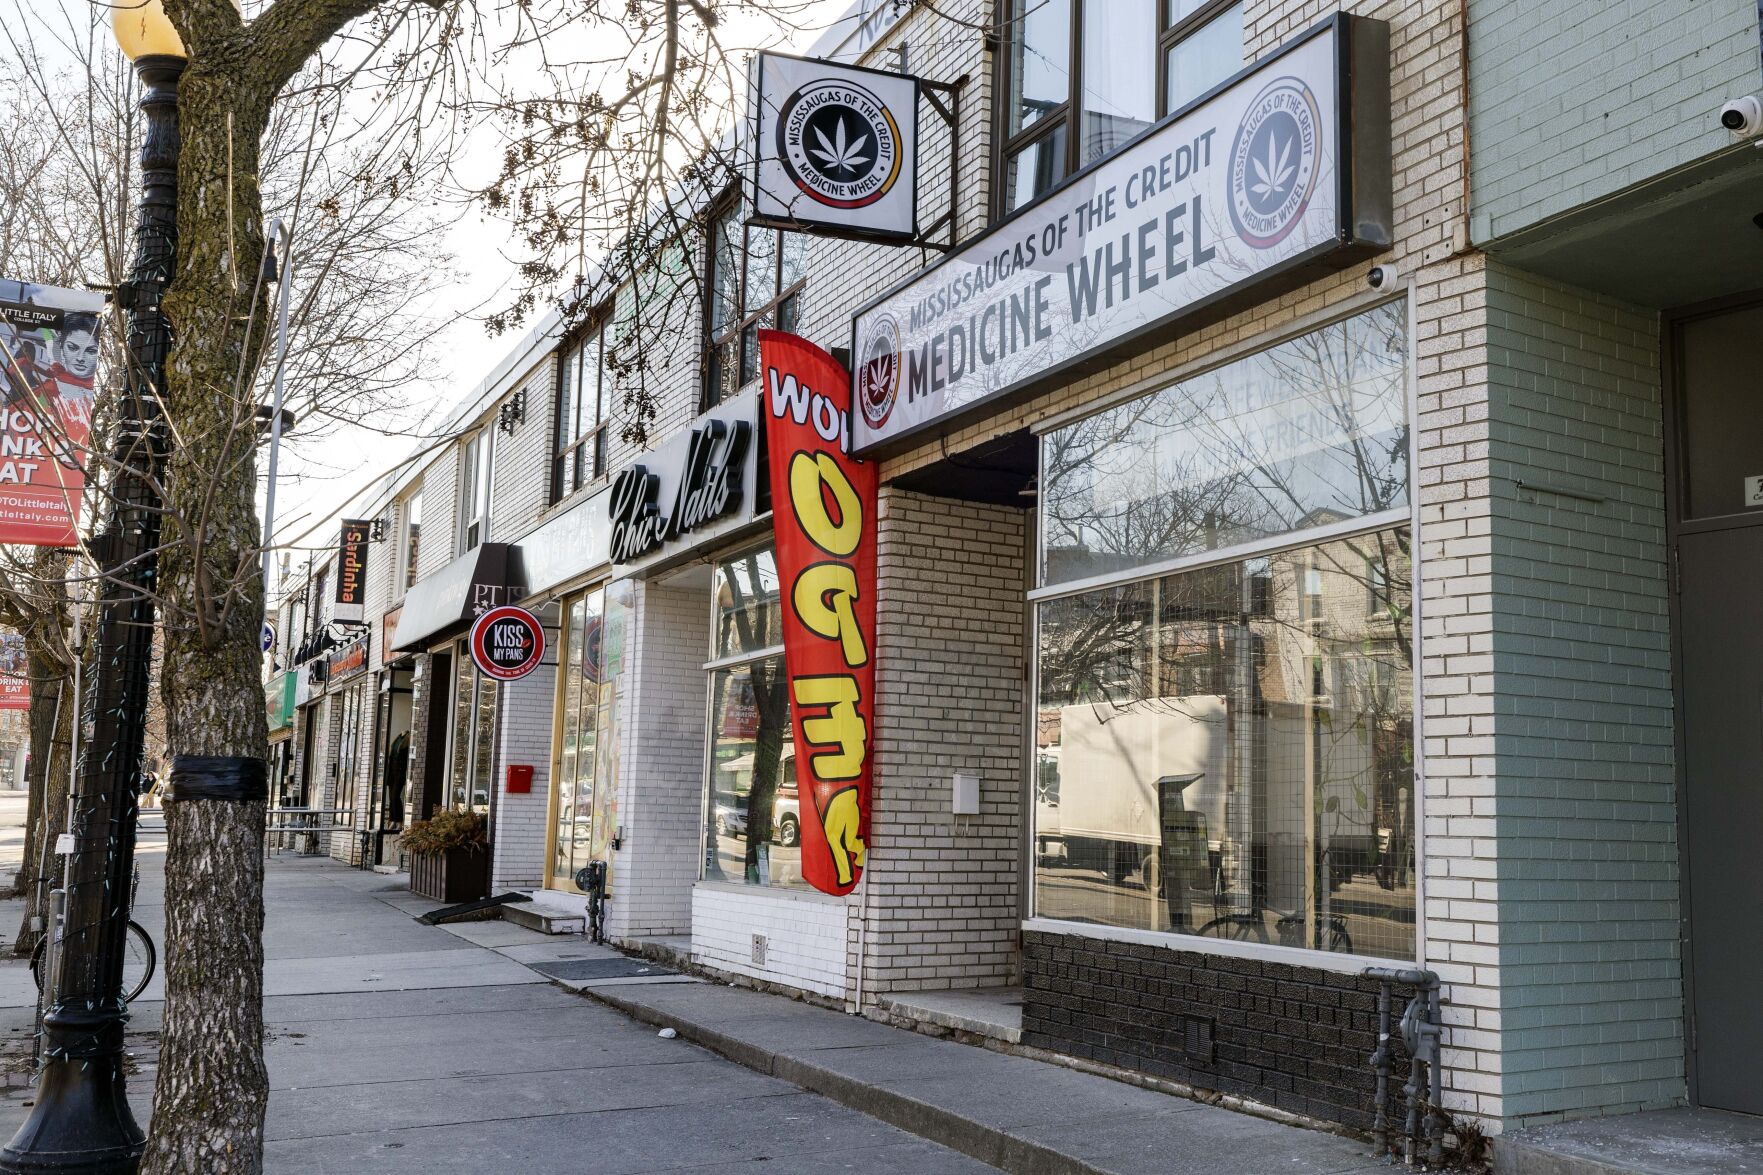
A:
32 862 157 1005
1196 904 1353 955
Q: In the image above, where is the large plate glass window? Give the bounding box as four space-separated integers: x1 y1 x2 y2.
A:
333 683 366 852
998 0 1245 214
701 544 805 888
551 584 627 894
705 201 808 408
1033 300 1415 962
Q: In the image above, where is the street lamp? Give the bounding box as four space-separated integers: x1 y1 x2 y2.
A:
0 4 183 1171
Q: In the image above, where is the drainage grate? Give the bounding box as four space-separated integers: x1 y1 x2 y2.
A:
530 958 677 981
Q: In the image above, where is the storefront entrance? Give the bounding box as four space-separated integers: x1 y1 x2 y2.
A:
547 585 622 894
1671 296 1763 1116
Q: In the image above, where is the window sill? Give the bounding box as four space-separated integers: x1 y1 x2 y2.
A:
1020 916 1417 977
693 879 848 906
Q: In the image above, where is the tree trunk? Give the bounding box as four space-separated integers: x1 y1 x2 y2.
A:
139 60 274 1175
13 548 72 957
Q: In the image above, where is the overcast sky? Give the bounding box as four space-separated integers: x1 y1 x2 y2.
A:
263 0 860 566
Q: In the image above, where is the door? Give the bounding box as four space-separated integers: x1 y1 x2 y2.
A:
1672 298 1763 1114
1679 529 1763 1112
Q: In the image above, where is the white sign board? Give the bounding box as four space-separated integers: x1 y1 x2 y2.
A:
750 51 919 241
850 16 1389 455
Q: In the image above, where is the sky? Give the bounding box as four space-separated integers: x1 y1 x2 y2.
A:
263 0 862 564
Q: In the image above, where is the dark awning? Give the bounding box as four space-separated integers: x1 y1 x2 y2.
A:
392 542 526 652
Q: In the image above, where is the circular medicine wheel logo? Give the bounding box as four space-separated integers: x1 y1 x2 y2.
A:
777 79 903 210
855 312 901 428
1227 75 1323 249
469 606 546 682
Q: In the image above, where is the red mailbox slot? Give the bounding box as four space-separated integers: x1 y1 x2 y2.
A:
506 764 534 794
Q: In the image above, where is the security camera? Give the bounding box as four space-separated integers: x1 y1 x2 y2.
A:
1367 264 1399 291
1720 96 1763 138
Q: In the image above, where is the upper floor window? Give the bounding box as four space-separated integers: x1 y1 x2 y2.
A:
999 0 1244 215
401 487 423 590
553 323 609 502
459 429 492 552
705 200 808 407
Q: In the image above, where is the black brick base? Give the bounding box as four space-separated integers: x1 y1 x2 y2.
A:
1022 930 1410 1131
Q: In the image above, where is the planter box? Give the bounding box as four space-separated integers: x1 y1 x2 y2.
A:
408 845 490 903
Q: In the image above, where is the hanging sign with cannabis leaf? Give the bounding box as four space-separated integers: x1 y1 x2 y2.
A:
847 14 1394 456
750 52 919 242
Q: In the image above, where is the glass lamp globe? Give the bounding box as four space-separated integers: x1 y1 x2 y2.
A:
112 0 187 61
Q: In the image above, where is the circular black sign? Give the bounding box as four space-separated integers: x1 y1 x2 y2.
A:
777 80 903 210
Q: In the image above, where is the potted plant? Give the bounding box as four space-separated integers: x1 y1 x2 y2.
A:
399 809 490 903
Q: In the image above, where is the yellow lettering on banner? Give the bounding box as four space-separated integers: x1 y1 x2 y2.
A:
792 562 868 667
821 787 866 887
793 674 867 782
789 451 861 557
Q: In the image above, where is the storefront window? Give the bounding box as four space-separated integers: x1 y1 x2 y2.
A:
702 545 803 888
1041 300 1409 586
1034 305 1415 962
334 683 366 828
448 647 497 812
998 0 1245 214
552 583 626 893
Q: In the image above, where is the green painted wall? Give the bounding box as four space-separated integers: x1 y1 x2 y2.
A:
1469 0 1762 242
1484 263 1684 1123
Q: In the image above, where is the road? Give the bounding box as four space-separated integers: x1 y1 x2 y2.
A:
0 804 995 1174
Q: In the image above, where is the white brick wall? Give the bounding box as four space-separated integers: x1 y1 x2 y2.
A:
489 606 563 891
854 490 1027 997
692 883 850 1000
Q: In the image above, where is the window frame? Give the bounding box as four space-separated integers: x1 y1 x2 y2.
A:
459 428 492 553
991 0 1245 221
551 312 613 504
399 485 423 594
702 193 808 410
1025 296 1424 973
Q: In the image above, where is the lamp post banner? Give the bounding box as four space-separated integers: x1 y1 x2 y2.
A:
0 632 26 710
760 329 876 897
0 279 106 546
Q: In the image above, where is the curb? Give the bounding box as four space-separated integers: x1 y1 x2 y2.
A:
584 985 1110 1175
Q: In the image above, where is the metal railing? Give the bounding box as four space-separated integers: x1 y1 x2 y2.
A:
264 807 355 859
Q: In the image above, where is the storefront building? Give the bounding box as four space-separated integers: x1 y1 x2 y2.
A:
268 0 1763 1143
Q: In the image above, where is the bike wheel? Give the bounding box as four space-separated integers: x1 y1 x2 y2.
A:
1196 914 1269 943
122 921 156 1003
29 936 44 993
1327 920 1353 956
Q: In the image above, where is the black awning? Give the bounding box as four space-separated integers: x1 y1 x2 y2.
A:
391 542 526 652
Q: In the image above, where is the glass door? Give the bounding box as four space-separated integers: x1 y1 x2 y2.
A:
548 586 623 893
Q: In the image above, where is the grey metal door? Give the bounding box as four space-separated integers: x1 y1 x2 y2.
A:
1680 528 1763 1113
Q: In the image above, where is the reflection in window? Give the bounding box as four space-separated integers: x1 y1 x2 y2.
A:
706 202 808 407
449 648 497 813
1080 0 1158 163
554 584 625 893
1034 528 1415 960
1041 301 1409 585
704 543 803 888
1165 2 1243 112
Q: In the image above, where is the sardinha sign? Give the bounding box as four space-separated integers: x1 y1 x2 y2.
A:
849 15 1390 455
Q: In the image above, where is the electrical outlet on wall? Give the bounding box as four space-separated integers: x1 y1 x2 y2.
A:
751 933 768 966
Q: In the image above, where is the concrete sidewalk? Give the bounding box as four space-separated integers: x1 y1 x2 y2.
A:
584 980 1387 1175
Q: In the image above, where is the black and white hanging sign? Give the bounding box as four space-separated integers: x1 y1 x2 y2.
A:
469 605 546 682
849 15 1392 455
749 51 919 241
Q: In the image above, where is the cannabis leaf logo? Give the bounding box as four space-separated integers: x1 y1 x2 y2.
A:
810 116 871 177
1249 133 1295 203
864 353 893 395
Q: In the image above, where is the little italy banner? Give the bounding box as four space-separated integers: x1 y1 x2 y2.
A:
760 330 877 897
0 279 106 546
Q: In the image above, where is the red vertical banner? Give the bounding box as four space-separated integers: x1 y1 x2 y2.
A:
760 329 877 897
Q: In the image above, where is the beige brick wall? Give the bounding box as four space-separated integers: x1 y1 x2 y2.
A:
854 489 1028 996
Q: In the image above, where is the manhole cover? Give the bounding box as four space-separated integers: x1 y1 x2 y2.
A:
532 958 676 981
